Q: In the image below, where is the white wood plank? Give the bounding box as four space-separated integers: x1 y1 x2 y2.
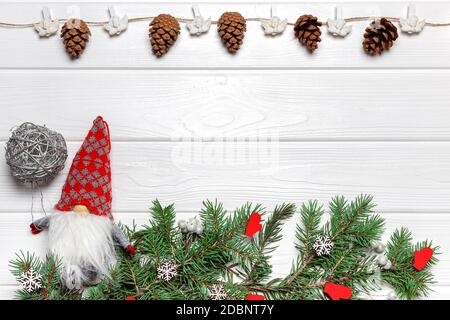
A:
1 141 450 213
1 70 450 141
0 212 448 291
0 2 449 69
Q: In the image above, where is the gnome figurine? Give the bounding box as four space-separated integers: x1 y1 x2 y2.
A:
29 116 135 290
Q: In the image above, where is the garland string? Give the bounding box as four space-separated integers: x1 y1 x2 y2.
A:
1 15 450 29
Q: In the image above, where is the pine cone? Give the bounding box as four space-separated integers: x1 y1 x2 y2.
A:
363 18 398 55
61 19 91 59
294 15 322 52
217 12 246 53
149 14 180 57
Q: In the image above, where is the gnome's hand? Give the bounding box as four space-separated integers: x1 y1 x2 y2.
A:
125 244 136 255
29 216 50 235
29 223 42 235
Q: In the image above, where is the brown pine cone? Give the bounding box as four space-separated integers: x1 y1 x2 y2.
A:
149 14 180 57
217 12 246 54
363 18 398 55
61 19 91 59
294 15 322 52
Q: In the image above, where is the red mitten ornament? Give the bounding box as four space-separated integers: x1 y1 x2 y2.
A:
29 223 42 235
245 212 262 237
413 247 433 271
126 245 136 255
245 293 265 300
323 282 352 300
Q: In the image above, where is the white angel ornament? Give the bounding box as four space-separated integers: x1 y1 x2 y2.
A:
261 6 287 36
399 4 425 34
34 7 59 37
104 6 128 36
186 4 211 36
327 6 352 37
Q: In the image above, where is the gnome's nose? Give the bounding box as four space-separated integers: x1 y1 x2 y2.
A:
73 205 90 216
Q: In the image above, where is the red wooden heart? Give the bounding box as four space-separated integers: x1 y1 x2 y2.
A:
323 282 352 300
245 212 262 237
245 293 265 300
413 247 433 271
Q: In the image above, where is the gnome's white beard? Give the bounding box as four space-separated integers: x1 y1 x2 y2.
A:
48 212 117 290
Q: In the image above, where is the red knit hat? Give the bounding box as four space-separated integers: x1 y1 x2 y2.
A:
55 116 113 219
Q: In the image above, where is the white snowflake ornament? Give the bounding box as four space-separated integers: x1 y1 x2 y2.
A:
34 7 59 37
261 6 287 36
209 284 228 300
186 4 211 36
104 6 128 36
313 235 334 256
399 4 425 34
157 260 178 281
20 269 42 293
327 6 352 37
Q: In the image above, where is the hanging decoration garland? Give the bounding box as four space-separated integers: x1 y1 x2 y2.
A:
2 4 449 58
10 195 438 300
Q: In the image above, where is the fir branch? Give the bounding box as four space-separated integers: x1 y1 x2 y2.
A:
200 199 226 235
287 201 323 285
245 203 296 284
40 257 58 300
295 200 323 260
331 194 375 240
382 229 439 299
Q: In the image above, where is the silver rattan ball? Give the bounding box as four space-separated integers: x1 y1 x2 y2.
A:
5 122 68 184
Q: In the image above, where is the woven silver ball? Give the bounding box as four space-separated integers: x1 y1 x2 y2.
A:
5 122 68 184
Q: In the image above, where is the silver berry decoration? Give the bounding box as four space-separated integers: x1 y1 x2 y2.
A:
178 220 188 233
373 242 386 254
383 260 392 270
377 255 392 270
178 216 203 235
377 255 388 266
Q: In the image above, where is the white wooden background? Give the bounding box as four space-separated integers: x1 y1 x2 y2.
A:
0 1 450 300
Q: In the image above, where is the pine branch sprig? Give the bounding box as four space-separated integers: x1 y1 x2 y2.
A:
382 228 439 299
